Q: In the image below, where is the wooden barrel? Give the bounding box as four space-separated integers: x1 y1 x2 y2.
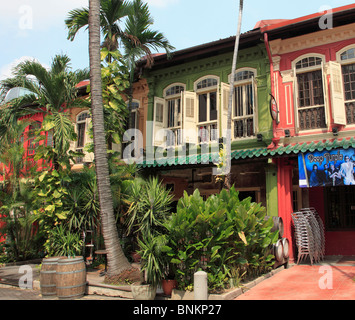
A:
273 239 283 262
282 237 289 259
56 256 87 300
266 216 284 238
40 256 65 296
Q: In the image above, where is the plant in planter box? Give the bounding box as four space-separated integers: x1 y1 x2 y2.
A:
131 234 166 300
159 233 178 295
126 177 173 238
124 177 173 258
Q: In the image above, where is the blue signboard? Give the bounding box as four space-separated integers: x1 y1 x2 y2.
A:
298 148 355 188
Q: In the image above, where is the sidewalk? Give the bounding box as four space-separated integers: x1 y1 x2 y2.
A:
1 256 355 300
0 261 147 300
235 256 355 300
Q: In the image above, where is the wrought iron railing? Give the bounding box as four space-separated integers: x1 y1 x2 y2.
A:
298 106 326 130
198 122 218 144
233 117 254 139
346 101 355 125
75 148 84 164
166 127 182 147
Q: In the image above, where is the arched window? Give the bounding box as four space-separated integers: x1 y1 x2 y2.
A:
293 54 326 131
232 68 256 139
340 48 355 61
338 46 355 124
165 85 184 97
162 84 185 146
76 111 90 149
194 76 219 143
125 100 140 130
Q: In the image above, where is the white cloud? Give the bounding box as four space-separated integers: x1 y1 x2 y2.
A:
0 56 49 81
0 0 88 29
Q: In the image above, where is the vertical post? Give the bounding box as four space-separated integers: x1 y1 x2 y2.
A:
194 271 208 300
265 159 278 217
277 158 295 262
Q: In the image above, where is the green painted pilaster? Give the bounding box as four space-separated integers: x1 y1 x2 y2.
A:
265 160 278 217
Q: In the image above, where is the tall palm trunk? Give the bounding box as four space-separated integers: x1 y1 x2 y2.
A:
89 0 130 276
225 0 244 189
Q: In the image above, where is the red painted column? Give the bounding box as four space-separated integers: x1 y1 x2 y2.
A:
277 158 295 262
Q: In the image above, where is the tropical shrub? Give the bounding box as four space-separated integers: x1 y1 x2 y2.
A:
0 184 45 261
163 186 278 293
45 224 83 257
137 234 167 287
124 176 173 284
125 176 173 240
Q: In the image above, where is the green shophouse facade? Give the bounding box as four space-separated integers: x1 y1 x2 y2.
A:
135 29 278 215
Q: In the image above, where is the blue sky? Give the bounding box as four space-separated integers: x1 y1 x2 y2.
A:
0 0 354 80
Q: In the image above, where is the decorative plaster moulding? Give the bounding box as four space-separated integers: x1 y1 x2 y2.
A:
269 23 355 56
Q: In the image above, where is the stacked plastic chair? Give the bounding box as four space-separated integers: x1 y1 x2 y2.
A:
291 211 316 265
291 208 325 265
302 208 325 261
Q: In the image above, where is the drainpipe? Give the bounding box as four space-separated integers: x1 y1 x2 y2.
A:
264 32 280 149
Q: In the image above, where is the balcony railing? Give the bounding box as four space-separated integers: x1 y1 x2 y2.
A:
198 122 218 144
166 127 182 147
75 148 84 164
298 106 326 130
346 101 355 125
233 117 254 139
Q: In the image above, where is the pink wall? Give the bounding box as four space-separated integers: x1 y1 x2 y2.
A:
273 38 355 139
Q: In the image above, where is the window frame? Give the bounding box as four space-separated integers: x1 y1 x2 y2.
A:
125 99 140 130
229 68 257 140
337 45 355 126
292 54 327 132
76 111 90 149
194 76 219 144
163 84 185 130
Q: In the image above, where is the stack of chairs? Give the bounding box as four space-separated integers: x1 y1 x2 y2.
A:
291 208 325 265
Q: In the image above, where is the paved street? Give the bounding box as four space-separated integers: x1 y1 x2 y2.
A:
0 285 44 300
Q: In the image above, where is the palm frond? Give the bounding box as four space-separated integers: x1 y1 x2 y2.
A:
65 7 90 41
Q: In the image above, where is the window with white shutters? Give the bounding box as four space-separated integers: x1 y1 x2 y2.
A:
195 76 219 144
293 56 327 131
338 47 355 125
230 69 256 139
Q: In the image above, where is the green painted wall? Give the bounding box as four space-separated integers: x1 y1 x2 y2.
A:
143 43 273 150
265 160 279 217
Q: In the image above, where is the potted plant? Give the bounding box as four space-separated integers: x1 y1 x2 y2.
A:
161 268 177 296
160 229 178 296
131 235 165 300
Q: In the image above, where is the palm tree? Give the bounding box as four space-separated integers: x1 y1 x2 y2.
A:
122 0 174 71
0 55 89 168
121 0 175 125
225 0 244 189
0 120 30 198
66 0 175 128
66 0 132 54
88 0 131 276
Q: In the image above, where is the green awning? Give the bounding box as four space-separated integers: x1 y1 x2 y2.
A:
137 138 355 168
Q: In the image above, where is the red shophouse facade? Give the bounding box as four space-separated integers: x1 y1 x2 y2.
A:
262 4 355 260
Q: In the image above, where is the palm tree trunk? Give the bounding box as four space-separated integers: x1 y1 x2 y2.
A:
225 0 244 189
88 0 131 277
